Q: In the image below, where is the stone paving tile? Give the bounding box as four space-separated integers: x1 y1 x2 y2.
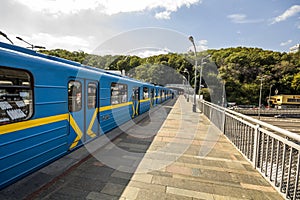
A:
131 174 153 183
165 164 192 176
128 180 166 193
212 184 254 199
240 182 276 192
175 161 255 176
165 193 194 200
151 175 216 194
61 175 107 192
120 186 140 199
148 170 173 178
70 168 113 181
171 174 242 189
166 186 214 200
101 182 127 196
231 173 273 186
135 189 167 200
107 176 131 186
48 186 90 199
86 191 119 200
111 170 133 180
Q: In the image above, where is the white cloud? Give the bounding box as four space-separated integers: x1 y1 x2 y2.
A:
228 14 247 23
188 39 208 52
133 49 170 58
92 27 191 56
198 39 208 51
15 33 92 52
15 0 101 15
272 5 300 24
100 0 200 15
227 13 264 24
14 0 201 19
280 39 292 46
155 11 171 20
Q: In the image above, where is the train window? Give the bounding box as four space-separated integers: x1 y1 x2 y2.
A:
68 81 82 112
287 98 300 103
143 87 148 99
111 83 128 105
0 67 33 125
88 82 97 109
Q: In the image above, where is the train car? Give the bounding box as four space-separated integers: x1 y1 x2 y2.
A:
0 41 172 189
268 95 300 109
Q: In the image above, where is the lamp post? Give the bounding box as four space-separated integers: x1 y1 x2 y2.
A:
222 80 226 107
182 76 187 98
184 68 190 102
258 77 264 120
198 55 211 100
188 36 198 112
268 84 273 109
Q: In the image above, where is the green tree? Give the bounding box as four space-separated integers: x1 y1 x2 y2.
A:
292 73 300 92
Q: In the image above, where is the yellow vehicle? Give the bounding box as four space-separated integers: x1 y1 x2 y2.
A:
268 95 300 109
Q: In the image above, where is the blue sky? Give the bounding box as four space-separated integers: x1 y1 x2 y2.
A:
0 0 299 56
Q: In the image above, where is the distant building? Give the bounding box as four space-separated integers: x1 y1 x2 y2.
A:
289 44 300 53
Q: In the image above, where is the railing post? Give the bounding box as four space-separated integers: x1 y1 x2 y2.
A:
220 106 225 133
253 124 260 168
293 153 300 199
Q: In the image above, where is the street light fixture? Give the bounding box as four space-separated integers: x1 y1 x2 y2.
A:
188 36 198 112
184 68 190 102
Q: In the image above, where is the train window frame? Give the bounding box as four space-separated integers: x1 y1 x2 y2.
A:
87 82 97 109
111 82 128 105
68 81 82 112
0 66 34 125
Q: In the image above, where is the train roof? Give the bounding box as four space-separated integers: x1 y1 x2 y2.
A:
0 41 81 67
0 41 152 85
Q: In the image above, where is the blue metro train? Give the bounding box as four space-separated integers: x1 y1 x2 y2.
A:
0 41 174 189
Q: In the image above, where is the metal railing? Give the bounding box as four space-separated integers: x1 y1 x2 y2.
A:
199 100 300 200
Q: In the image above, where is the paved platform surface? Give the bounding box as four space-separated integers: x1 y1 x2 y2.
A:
1 96 284 200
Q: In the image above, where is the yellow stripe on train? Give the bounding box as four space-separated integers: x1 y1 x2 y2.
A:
99 102 133 112
0 101 146 141
0 113 69 135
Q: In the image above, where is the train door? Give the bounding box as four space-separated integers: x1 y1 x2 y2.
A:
150 88 155 107
68 79 99 149
131 87 139 118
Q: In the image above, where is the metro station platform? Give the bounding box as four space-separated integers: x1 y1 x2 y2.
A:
0 96 283 200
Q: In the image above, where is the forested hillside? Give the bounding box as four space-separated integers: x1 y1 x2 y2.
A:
39 47 300 105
